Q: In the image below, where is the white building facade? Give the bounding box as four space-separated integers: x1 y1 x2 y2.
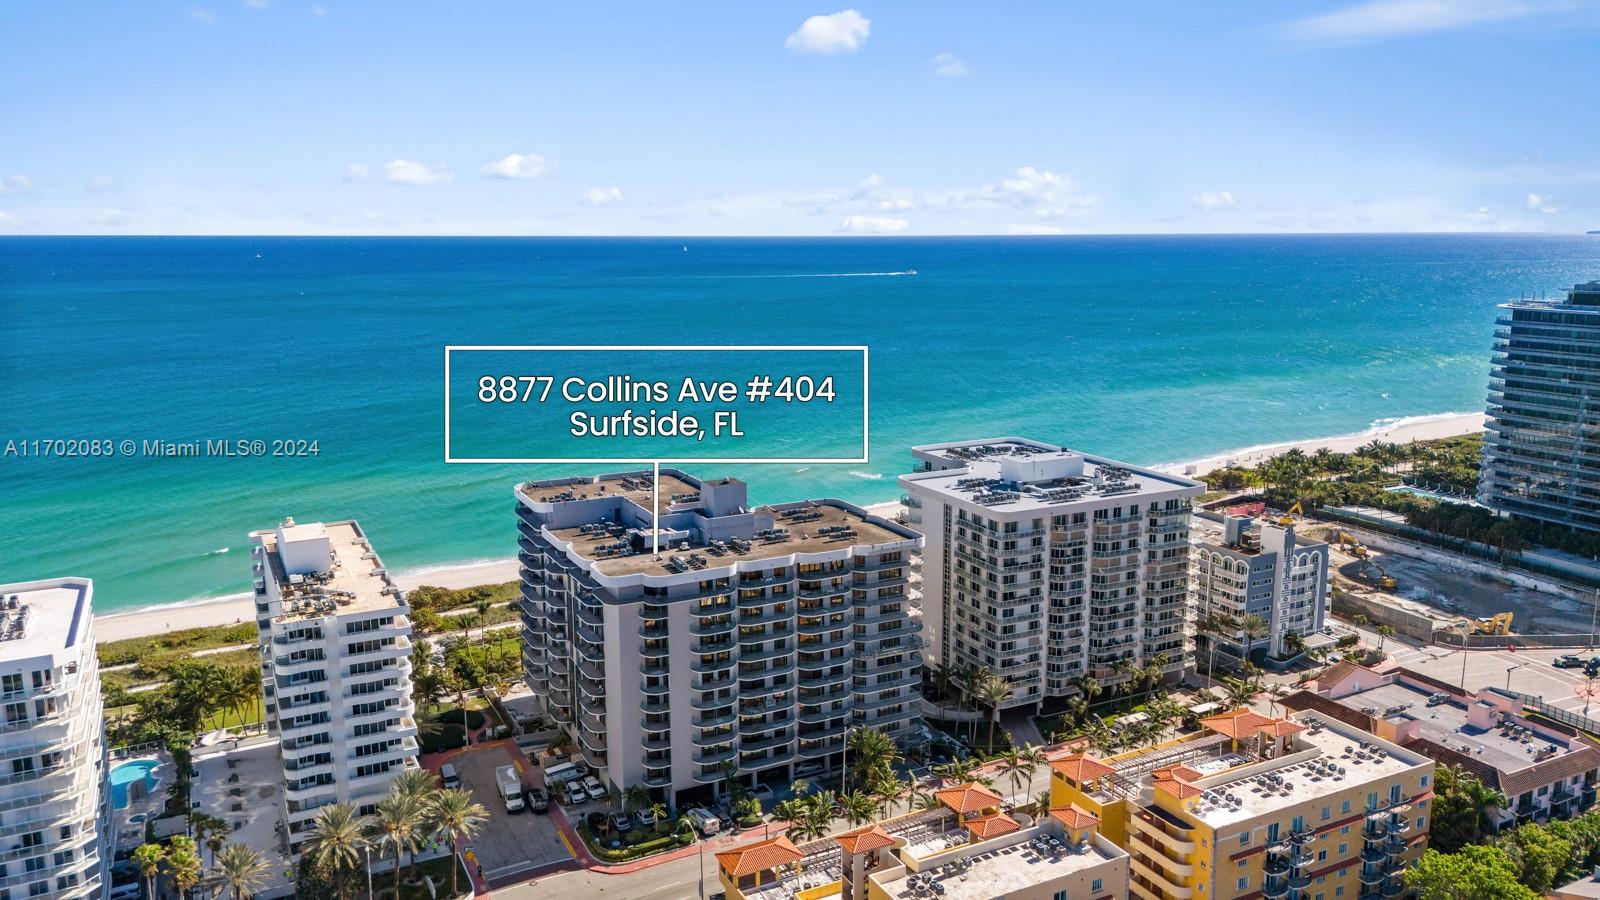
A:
516 470 924 809
1191 516 1329 660
0 577 111 900
250 519 419 855
899 438 1204 708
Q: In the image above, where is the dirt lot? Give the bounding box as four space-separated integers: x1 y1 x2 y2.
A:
450 743 572 880
1324 534 1592 635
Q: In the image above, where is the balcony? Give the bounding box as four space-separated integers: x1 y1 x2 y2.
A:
798 737 845 758
691 617 735 638
643 768 673 788
693 745 738 766
1129 835 1194 877
694 709 737 729
639 622 670 639
1129 857 1192 899
692 692 737 711
1130 811 1197 855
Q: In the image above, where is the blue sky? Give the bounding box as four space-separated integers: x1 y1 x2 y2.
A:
2 1 1597 235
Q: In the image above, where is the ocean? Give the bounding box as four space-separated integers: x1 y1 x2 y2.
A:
3 234 1597 613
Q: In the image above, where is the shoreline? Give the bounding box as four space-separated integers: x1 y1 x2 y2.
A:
94 413 1488 644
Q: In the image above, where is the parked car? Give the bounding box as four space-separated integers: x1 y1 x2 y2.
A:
582 775 606 802
612 812 635 833
525 786 549 813
636 806 658 828
439 763 461 789
686 807 721 836
1557 654 1585 668
751 784 774 805
565 781 586 806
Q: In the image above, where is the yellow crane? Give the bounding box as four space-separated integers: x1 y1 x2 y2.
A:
1278 500 1304 526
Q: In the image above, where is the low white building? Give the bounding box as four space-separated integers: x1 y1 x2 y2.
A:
1191 514 1329 661
0 577 112 899
250 519 419 854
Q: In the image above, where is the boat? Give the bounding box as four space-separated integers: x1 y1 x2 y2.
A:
905 269 917 275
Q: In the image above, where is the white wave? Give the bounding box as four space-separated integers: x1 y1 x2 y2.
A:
1150 410 1484 472
793 466 811 473
847 471 885 480
205 547 230 556
103 590 254 618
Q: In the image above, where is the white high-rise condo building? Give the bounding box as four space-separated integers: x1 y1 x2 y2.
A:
1480 280 1600 533
516 470 923 809
0 578 111 900
249 519 419 854
1191 514 1329 661
899 438 1204 709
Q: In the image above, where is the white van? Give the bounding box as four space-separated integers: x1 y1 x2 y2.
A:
439 763 460 790
687 807 721 836
544 761 581 786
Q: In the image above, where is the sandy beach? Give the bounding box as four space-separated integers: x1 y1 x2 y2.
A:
1155 411 1486 478
95 501 906 644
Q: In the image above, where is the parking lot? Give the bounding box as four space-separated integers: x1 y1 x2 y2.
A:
449 743 572 880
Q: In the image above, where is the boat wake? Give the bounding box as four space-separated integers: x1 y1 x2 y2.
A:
688 270 917 279
848 471 885 480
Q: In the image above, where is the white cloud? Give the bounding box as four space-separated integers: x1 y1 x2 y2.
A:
1006 224 1066 235
0 175 31 194
343 164 369 182
1192 191 1237 211
1527 192 1562 214
581 187 624 207
1285 0 1572 42
384 160 452 187
88 208 131 226
86 175 115 192
930 53 969 76
786 10 870 55
481 153 553 180
840 214 908 234
879 198 913 211
189 7 216 24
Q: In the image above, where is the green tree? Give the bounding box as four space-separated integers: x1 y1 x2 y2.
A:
132 842 167 900
370 791 425 896
1240 614 1269 664
1377 624 1395 655
213 843 271 900
973 674 1014 753
841 790 876 827
428 788 488 899
1405 845 1539 900
166 835 203 899
304 804 366 900
1429 764 1507 853
1500 822 1573 894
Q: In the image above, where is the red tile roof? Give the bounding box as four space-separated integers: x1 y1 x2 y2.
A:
1153 775 1203 799
1050 754 1116 783
1048 805 1100 829
965 811 1021 839
715 835 803 877
837 825 896 854
934 782 1004 815
1199 709 1275 738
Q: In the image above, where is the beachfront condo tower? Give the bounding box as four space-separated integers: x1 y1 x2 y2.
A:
1479 280 1600 533
1191 514 1329 663
0 577 112 900
899 438 1204 710
515 470 923 809
249 519 420 855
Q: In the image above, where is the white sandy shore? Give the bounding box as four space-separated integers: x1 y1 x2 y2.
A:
95 501 907 644
1155 411 1486 479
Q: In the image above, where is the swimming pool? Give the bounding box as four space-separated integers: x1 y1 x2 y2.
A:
111 759 160 809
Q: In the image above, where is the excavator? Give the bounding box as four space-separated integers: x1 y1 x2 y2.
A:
1469 612 1514 635
1356 557 1397 591
1277 500 1304 526
1335 531 1369 558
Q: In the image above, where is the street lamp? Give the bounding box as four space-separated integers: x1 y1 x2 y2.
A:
1506 664 1522 691
362 842 373 900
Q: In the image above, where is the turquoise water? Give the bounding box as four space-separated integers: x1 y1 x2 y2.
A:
110 759 159 809
3 235 1597 612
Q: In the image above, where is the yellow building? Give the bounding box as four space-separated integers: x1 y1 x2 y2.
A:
1048 709 1434 900
715 780 1131 900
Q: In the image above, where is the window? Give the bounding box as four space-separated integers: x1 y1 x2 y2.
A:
1054 892 1067 900
1238 877 1249 890
1321 805 1330 820
1342 800 1351 813
1338 843 1348 856
1420 775 1430 788
1092 879 1102 893
1416 815 1426 830
1317 850 1327 862
1240 831 1251 845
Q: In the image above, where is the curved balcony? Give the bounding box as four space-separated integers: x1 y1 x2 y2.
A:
639 622 670 639
1261 879 1289 900
1289 830 1314 846
640 642 671 659
580 710 607 736
799 683 851 704
1382 880 1406 897
640 679 670 696
691 655 736 674
853 691 907 711
797 630 851 652
693 672 735 693
1361 847 1387 865
641 696 670 715
798 706 846 726
1288 875 1311 891
691 617 736 638
693 708 737 729
798 737 845 758
641 731 672 751
692 693 737 711
693 744 738 766
1363 822 1387 840
1289 848 1314 867
740 644 794 665
740 730 794 753
1129 813 1198 856
1263 859 1289 878
691 637 737 655
577 675 606 700
578 657 606 682
797 616 840 636
576 623 605 646
1359 866 1385 886
746 747 796 769
642 768 673 788
641 659 670 677
741 714 794 736
576 603 604 628
740 607 794 628
1388 817 1411 836
1128 836 1195 877
741 659 796 682
1129 858 1193 899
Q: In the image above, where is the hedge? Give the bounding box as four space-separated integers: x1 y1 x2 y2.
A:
420 724 466 754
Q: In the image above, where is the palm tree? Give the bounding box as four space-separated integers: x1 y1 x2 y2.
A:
1202 611 1239 682
622 784 652 818
848 727 900 790
841 790 876 827
368 793 423 897
960 665 991 743
428 788 488 899
790 777 815 798
973 674 1014 753
913 791 944 811
1376 624 1395 655
1240 614 1269 665
213 843 271 900
1017 743 1048 798
167 835 203 900
998 748 1028 800
1075 674 1103 708
393 767 441 804
305 803 366 900
217 668 258 731
869 774 908 819
932 756 978 786
132 842 166 900
791 792 836 841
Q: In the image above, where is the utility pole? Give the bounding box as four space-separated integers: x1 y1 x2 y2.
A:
1590 587 1599 651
